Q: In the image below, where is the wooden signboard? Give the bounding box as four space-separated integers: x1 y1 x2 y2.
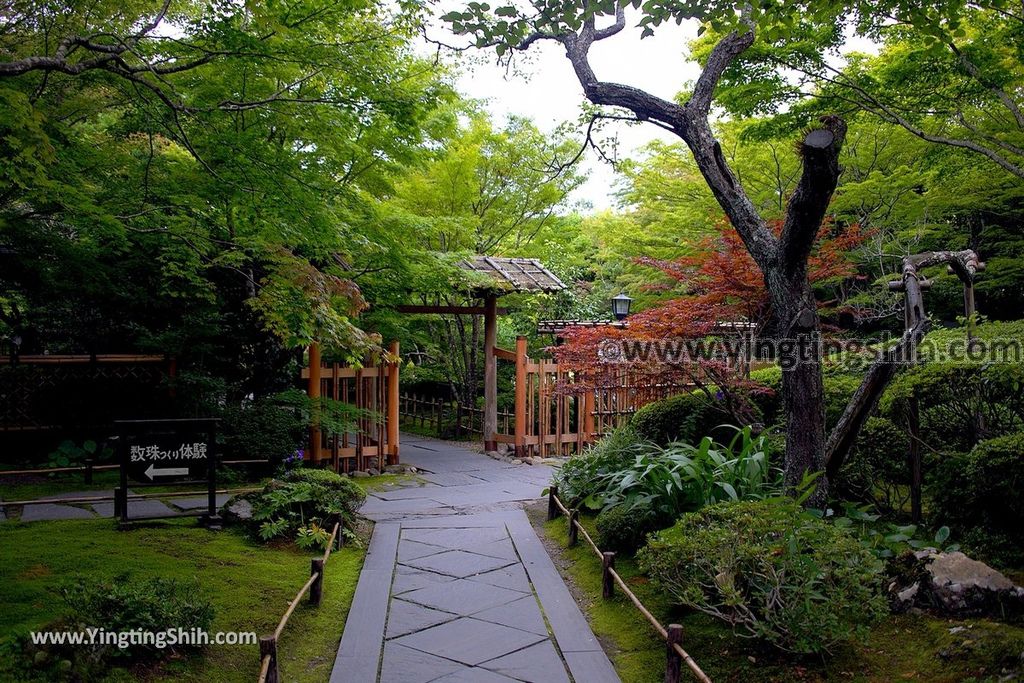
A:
114 418 220 528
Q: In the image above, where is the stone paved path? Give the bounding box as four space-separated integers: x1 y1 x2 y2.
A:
332 435 620 683
3 490 229 522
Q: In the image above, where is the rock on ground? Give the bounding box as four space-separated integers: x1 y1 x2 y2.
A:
891 549 1024 618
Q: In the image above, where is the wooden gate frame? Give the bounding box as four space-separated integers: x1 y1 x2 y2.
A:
493 336 685 458
302 341 400 472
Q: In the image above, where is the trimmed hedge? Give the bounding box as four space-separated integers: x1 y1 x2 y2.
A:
930 432 1024 567
640 499 886 654
595 505 668 554
629 391 732 446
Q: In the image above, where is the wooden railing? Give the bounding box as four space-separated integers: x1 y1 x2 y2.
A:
547 486 712 683
494 336 689 458
257 521 342 683
398 393 513 438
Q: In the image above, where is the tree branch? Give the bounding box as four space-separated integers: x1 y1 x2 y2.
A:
778 116 847 275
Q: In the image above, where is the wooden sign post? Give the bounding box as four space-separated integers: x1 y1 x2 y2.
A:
114 418 220 528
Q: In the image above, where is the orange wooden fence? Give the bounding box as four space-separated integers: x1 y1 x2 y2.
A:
299 342 399 473
493 336 688 458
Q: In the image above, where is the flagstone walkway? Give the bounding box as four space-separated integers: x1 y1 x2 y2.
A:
331 435 620 683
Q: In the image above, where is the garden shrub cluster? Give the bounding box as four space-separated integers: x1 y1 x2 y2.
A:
219 395 305 468
22 575 213 680
595 504 667 554
552 425 651 507
555 425 782 518
629 391 733 445
243 467 365 549
640 499 887 654
929 432 1024 567
834 416 912 513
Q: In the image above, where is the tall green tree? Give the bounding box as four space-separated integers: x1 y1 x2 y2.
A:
0 0 450 400
445 0 999 503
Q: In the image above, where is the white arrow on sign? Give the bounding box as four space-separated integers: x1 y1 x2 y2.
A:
144 464 190 480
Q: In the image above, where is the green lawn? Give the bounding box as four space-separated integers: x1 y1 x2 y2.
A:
0 517 365 682
531 506 1024 683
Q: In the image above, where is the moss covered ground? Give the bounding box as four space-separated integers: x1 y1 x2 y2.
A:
530 505 1024 683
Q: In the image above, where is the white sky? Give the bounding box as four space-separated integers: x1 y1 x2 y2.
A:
429 11 703 212
423 9 877 213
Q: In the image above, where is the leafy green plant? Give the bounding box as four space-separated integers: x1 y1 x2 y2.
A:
591 426 783 518
244 467 365 549
823 502 957 559
45 439 112 471
22 574 214 680
640 499 887 654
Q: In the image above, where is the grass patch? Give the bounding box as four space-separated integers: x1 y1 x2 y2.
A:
0 517 365 682
531 506 1024 682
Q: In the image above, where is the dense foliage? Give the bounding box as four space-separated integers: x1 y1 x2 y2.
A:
930 433 1024 567
629 391 733 446
22 575 213 679
640 499 887 654
244 467 366 549
555 425 782 519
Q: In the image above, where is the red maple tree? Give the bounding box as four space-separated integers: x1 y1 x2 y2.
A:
552 220 868 425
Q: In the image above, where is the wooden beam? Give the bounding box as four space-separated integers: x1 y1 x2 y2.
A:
483 295 498 452
493 347 516 362
395 305 509 315
307 343 322 465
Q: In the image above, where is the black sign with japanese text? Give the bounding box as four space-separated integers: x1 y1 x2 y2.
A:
115 418 218 487
113 418 220 525
125 434 211 483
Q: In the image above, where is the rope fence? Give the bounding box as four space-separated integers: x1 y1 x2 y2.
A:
547 485 712 683
257 520 342 683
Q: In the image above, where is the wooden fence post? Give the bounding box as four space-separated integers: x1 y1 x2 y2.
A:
514 336 528 458
568 509 579 547
665 624 683 683
483 294 498 451
387 341 400 465
602 552 616 599
259 635 279 683
547 485 559 521
307 343 322 465
310 558 324 607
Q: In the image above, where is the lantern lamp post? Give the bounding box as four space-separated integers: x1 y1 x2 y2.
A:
611 292 632 321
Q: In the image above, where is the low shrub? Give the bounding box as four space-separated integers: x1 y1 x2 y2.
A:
929 432 1024 567
552 426 651 507
23 575 213 679
596 426 783 518
640 499 886 654
630 391 732 446
595 504 668 554
220 394 305 467
245 466 365 549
